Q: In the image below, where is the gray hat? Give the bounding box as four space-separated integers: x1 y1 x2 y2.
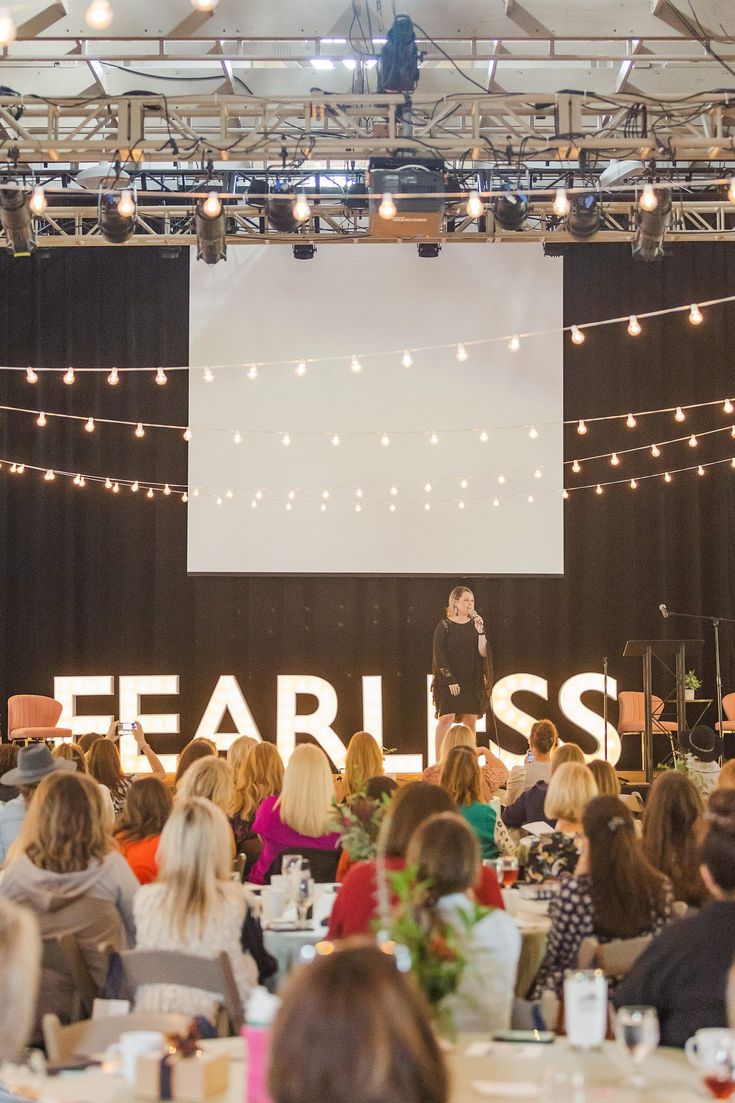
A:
1 743 76 786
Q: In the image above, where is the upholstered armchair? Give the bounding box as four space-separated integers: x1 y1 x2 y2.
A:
7 695 73 742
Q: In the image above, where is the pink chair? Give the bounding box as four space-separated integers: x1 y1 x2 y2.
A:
618 691 678 764
715 693 735 733
7 695 73 743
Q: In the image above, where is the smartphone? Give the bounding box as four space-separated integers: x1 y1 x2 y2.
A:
116 721 135 736
492 1030 555 1044
527 751 535 764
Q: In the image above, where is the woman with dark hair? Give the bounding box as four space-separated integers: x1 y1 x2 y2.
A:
615 789 735 1046
642 769 709 907
87 723 165 819
530 795 672 997
440 746 515 860
327 781 503 940
114 776 173 884
432 586 493 759
269 945 448 1103
174 738 217 788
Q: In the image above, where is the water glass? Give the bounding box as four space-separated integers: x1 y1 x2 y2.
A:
614 1006 660 1088
296 873 314 926
563 969 608 1050
281 854 302 900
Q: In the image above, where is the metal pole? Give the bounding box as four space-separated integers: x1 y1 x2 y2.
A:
603 656 609 761
714 619 725 765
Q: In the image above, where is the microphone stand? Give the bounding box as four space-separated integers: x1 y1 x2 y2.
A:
602 657 608 761
661 607 735 762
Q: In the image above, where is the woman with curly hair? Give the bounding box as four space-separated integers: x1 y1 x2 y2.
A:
229 741 284 855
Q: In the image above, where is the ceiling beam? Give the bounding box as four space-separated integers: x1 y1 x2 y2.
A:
166 9 215 39
503 0 551 37
650 0 698 37
16 1 67 38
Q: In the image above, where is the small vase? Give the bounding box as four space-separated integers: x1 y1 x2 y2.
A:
685 688 695 701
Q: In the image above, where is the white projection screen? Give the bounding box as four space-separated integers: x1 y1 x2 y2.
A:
188 244 563 575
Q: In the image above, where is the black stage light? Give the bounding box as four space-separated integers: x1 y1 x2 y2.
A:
632 189 672 261
417 243 440 258
195 197 226 265
266 195 296 233
99 192 135 243
293 243 316 260
345 180 369 212
492 187 529 230
567 193 600 239
377 15 420 94
247 175 268 209
0 184 35 255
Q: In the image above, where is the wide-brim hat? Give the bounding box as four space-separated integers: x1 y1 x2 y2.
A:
1 743 76 786
680 725 720 764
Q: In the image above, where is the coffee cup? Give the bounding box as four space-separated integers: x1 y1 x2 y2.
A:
118 1030 166 1083
685 1029 735 1098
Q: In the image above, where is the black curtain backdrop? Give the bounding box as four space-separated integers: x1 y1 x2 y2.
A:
0 244 734 761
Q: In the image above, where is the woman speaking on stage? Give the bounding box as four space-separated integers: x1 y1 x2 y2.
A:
432 586 493 759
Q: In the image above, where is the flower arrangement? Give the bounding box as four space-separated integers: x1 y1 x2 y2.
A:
332 792 391 862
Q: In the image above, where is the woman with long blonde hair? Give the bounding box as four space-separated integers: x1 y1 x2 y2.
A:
229 741 284 852
424 722 507 799
176 755 234 815
249 744 341 884
335 731 383 803
133 797 257 1021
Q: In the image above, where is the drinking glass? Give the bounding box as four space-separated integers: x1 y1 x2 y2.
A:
686 1029 735 1099
614 1006 660 1089
296 874 314 927
497 856 519 887
281 854 302 900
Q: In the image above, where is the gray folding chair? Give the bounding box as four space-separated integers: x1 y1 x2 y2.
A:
118 949 243 1035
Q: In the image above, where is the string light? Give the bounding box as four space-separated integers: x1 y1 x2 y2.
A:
570 325 585 345
424 482 432 493
192 0 219 10
131 481 139 492
577 419 588 435
595 484 603 495
508 334 520 352
107 367 119 386
456 344 468 362
732 426 735 439
183 427 192 442
331 433 341 447
163 484 171 496
84 417 95 433
281 432 291 446
429 431 439 445
148 488 155 499
155 367 167 385
698 465 705 476
320 502 327 512
675 406 685 422
112 482 120 494
0 9 16 44
44 469 55 481
572 459 581 473
378 192 397 220
322 490 329 500
639 183 658 211
247 365 258 380
534 468 542 479
135 422 145 438
182 492 189 502
651 443 661 457
380 433 390 447
292 190 311 222
664 471 672 483
355 502 362 512
251 499 257 509
527 494 534 503
233 431 242 445
350 355 362 374
630 478 637 489
497 474 506 485
390 486 398 496
105 477 112 489
117 190 136 218
255 490 262 500
724 399 734 415
401 350 413 367
552 187 570 216
63 367 75 385
25 367 38 384
458 500 465 509
627 315 641 336
626 412 637 428
356 489 364 498
492 498 499 507
424 502 431 511
460 478 468 489
689 434 698 447
610 452 620 466
479 429 489 443
29 187 47 215
689 303 703 325
389 502 396 512
202 191 222 219
85 0 113 29
528 425 538 439
36 412 46 427
287 490 295 500
203 367 214 383
295 360 307 377
466 190 484 219
562 488 569 499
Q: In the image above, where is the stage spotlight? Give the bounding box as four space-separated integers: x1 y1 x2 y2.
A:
567 193 600 239
266 195 297 233
99 192 135 243
377 15 419 93
492 187 529 230
195 197 226 265
345 180 368 212
293 243 316 260
0 185 35 256
247 176 268 209
417 243 440 258
632 189 671 261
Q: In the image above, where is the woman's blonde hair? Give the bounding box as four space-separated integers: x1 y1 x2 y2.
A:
230 741 284 820
226 736 258 773
155 797 233 938
551 742 586 771
52 742 87 773
717 759 735 791
588 759 621 797
176 755 234 814
341 731 383 800
16 772 111 872
277 744 335 838
0 898 40 1061
439 723 475 762
445 586 473 618
440 746 481 808
544 762 598 823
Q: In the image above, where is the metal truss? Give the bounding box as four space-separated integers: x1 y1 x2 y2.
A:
3 91 735 165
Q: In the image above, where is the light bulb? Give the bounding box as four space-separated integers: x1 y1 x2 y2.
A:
85 417 95 433
164 485 171 496
651 444 661 457
534 468 542 479
639 183 658 211
73 474 82 486
148 488 155 499
577 419 587 435
105 477 112 489
664 471 672 483
85 0 113 29
193 488 199 497
528 425 538 439
182 492 189 502
131 481 139 492
424 502 431 511
322 490 329 500
295 360 307 377
37 412 47 427
675 406 685 422
390 486 398 496
135 422 145 438
492 497 499 507
508 334 520 352
320 502 327 512
729 178 735 204
466 190 483 218
479 429 488 443
595 484 603 495
0 9 16 45
610 452 619 466
183 427 192 442
281 432 291 446
732 425 735 439
630 479 638 489
689 303 703 325
389 503 396 512
456 343 468 362
117 190 135 218
570 325 585 345
292 190 311 222
113 482 120 494
379 192 396 219
698 465 705 476
107 367 119 385
626 412 637 428
233 431 242 445
44 469 55 481
287 490 295 501
247 365 258 380
155 367 167 385
29 186 47 215
627 315 641 336
401 349 413 368
430 431 439 445
251 499 257 509
732 457 735 468
458 500 465 509
203 367 214 383
331 433 341 446
192 0 218 9
355 502 362 513
356 488 363 498
527 494 534 503
552 187 570 217
572 459 581 473
562 488 569 499
424 482 432 493
497 474 506 485
202 191 222 218
724 399 734 414
380 433 390 447
689 434 698 447
350 355 362 374
26 367 38 383
255 490 262 500
63 367 75 385
460 478 468 489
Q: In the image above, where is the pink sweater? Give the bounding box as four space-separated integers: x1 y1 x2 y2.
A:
249 796 340 884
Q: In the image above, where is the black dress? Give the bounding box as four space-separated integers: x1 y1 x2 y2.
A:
431 618 493 718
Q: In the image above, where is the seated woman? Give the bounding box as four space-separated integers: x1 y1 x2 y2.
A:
87 721 165 819
327 781 503 941
174 738 217 789
249 744 341 885
440 746 515 860
334 730 383 804
176 755 234 815
229 741 284 856
269 944 448 1103
133 797 257 1021
424 723 508 799
615 788 735 1046
405 813 520 1032
0 897 40 1061
505 719 558 805
226 735 258 773
504 743 585 831
523 762 597 883
531 795 672 998
642 769 709 908
114 776 173 884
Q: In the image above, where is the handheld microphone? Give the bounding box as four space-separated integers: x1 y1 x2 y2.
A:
659 604 669 619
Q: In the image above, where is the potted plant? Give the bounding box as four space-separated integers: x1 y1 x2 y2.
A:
684 669 702 702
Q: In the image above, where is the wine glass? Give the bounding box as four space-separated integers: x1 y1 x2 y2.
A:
614 1005 660 1088
497 856 519 887
281 854 302 901
296 871 314 927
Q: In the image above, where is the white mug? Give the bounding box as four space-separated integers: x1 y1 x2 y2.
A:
685 1029 735 1073
261 886 286 923
118 1030 166 1084
564 969 608 1050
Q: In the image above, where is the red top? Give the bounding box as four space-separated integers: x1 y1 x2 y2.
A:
116 834 160 885
327 857 504 941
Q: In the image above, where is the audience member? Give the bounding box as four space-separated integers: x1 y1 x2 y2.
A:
88 722 165 818
54 741 116 826
0 744 75 864
269 945 448 1103
681 726 721 796
615 788 735 1046
505 720 558 805
424 723 508 798
176 755 234 815
249 744 341 884
133 797 257 1021
226 735 258 773
588 759 619 796
334 730 383 803
440 746 515 859
175 738 218 787
327 781 503 940
77 732 103 755
406 813 520 1032
715 758 735 791
114 776 173 884
503 742 585 831
0 744 18 803
531 795 671 998
523 761 597 883
642 770 708 908
0 898 40 1062
229 740 284 854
